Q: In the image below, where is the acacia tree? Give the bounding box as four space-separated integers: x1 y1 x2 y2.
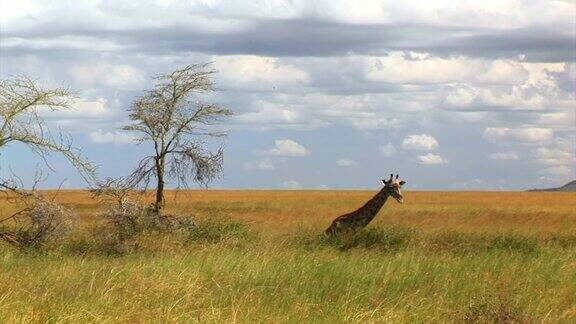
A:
0 77 95 183
0 77 94 249
124 64 232 214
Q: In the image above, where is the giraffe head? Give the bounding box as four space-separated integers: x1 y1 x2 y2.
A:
381 174 406 203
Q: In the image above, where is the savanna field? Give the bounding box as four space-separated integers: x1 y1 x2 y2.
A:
1 190 575 322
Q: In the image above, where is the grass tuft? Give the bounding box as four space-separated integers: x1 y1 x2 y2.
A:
186 217 255 246
458 296 529 323
427 232 538 255
290 226 414 252
328 226 414 251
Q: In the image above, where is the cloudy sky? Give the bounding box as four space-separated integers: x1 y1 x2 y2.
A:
1 0 575 190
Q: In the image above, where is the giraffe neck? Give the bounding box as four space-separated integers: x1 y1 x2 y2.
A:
356 187 389 222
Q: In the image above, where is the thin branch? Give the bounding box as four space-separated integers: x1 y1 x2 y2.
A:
1 76 97 184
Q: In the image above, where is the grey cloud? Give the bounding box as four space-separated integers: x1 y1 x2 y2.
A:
3 19 574 62
417 28 575 63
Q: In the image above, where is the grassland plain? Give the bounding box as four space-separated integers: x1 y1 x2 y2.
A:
0 190 575 322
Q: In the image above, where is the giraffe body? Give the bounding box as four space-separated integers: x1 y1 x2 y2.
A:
324 174 406 237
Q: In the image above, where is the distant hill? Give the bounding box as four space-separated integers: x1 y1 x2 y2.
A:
528 180 576 192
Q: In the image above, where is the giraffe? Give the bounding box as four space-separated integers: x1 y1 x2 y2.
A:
324 174 406 237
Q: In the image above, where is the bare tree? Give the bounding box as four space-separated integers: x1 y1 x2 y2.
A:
123 63 232 214
0 77 96 182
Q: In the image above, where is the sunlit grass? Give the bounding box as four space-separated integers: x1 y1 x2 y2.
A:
0 190 575 322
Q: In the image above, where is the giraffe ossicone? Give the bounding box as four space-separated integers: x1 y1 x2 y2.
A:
324 173 407 237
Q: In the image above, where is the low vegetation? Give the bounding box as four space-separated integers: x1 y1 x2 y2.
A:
0 190 574 322
0 185 73 251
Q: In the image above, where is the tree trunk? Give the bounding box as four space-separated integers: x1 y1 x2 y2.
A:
154 157 165 214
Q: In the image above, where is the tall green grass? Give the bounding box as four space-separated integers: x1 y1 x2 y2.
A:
1 246 575 322
1 222 575 322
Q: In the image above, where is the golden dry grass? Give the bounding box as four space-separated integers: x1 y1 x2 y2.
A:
0 190 575 322
5 189 571 234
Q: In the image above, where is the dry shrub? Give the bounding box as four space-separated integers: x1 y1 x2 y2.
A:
102 201 195 239
64 203 196 256
102 201 147 242
0 190 73 251
89 178 195 254
91 178 194 235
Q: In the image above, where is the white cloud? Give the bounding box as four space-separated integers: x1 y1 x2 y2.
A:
479 86 546 110
402 134 439 151
367 55 528 86
336 159 357 167
537 112 576 129
476 60 529 85
445 85 479 107
350 117 401 130
214 55 309 89
70 63 145 89
442 61 576 113
489 152 519 160
418 153 448 165
89 130 135 145
4 0 572 35
529 136 575 184
313 0 390 24
445 84 547 111
484 127 553 143
244 158 275 171
377 1 572 30
0 0 39 23
281 180 302 189
256 139 309 157
40 97 110 120
533 147 574 167
232 100 327 130
539 165 574 179
367 53 478 84
531 138 575 179
379 143 396 157
236 105 300 125
73 98 109 117
231 91 407 131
